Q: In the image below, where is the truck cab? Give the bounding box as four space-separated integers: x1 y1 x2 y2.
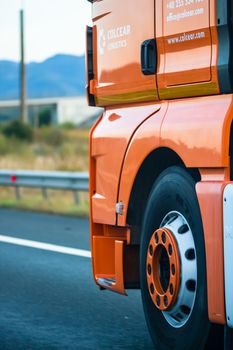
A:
87 1 233 349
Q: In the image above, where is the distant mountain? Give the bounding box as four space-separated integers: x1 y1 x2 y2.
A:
0 54 86 100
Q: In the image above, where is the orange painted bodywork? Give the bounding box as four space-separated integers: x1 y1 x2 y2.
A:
91 103 161 225
92 0 158 106
117 95 233 227
196 181 227 324
90 0 219 106
88 0 233 326
156 0 219 99
90 95 233 323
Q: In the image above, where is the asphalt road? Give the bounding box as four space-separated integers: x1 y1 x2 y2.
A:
0 209 154 350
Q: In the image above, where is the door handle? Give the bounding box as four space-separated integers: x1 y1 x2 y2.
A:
141 39 157 75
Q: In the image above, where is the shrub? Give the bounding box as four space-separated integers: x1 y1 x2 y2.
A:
2 120 33 142
0 136 9 155
59 122 76 130
38 108 52 127
40 127 65 146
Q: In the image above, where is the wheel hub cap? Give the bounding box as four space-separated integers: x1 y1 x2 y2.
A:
146 211 197 328
146 227 180 311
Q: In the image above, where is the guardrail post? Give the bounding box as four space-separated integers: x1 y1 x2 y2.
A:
15 187 21 200
0 171 89 204
73 190 80 205
42 188 49 200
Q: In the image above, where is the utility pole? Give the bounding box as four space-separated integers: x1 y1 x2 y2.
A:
20 8 28 124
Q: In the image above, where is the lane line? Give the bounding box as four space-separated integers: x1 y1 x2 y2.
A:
0 235 91 258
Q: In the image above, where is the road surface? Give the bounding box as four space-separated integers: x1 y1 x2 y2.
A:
0 209 153 349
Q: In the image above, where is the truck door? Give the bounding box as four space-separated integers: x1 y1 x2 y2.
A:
157 0 213 99
92 0 158 106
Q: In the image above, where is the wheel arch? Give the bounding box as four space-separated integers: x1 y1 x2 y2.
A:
125 147 201 243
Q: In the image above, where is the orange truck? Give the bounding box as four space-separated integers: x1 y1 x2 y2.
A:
86 0 233 348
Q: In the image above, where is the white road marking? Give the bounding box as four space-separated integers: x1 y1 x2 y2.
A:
0 235 91 258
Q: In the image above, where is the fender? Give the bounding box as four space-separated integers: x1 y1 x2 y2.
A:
91 102 162 225
196 181 227 325
117 94 233 227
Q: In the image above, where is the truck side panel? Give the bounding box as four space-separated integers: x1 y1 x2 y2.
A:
160 94 233 166
156 0 219 99
117 94 233 227
197 182 226 325
92 0 158 106
91 103 161 225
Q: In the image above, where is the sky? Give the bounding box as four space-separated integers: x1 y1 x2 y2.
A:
0 0 92 62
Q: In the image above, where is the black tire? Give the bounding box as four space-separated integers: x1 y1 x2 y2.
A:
225 326 233 350
140 166 222 350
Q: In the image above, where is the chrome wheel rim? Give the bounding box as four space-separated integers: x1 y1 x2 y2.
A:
160 211 197 328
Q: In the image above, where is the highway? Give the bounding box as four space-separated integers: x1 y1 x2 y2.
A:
0 209 154 349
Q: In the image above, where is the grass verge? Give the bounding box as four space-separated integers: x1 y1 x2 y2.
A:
0 187 89 217
0 127 90 216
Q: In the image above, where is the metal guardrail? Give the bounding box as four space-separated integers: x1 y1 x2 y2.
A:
0 170 89 201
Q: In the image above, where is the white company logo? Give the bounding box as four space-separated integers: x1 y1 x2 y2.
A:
98 28 106 56
98 25 131 56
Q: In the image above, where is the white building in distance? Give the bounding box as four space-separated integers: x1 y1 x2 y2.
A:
0 96 103 127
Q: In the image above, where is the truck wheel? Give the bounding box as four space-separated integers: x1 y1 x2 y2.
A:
140 166 217 350
225 326 233 350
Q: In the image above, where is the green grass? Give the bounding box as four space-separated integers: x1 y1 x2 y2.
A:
0 187 89 217
0 127 90 216
0 127 89 171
